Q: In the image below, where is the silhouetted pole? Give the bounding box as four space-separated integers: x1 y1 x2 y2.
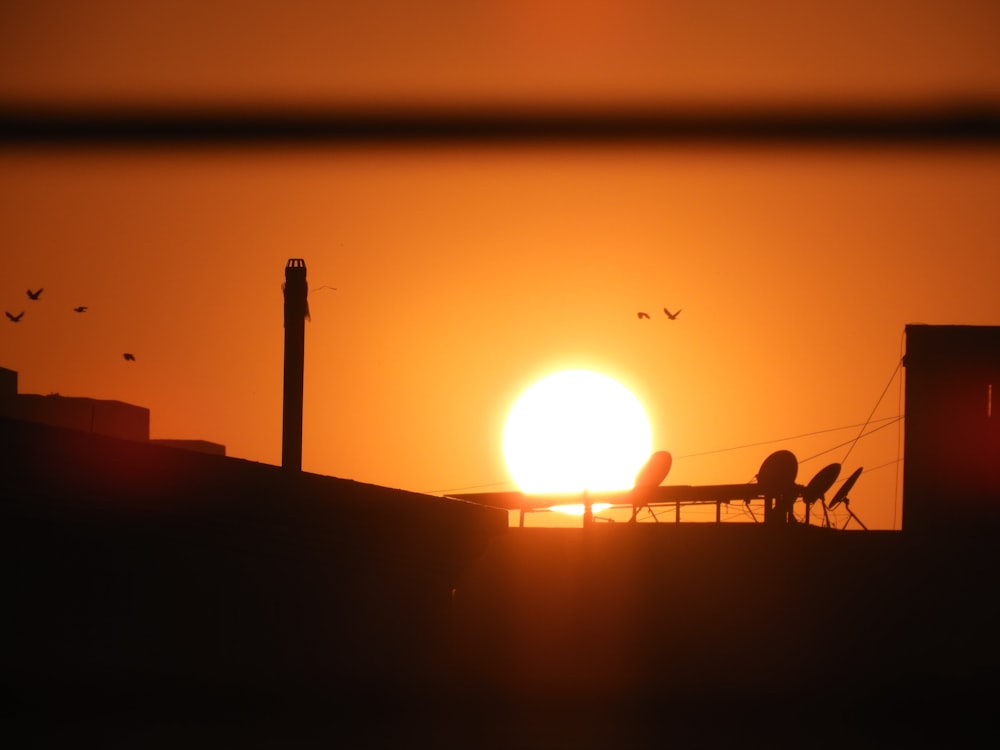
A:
282 258 309 471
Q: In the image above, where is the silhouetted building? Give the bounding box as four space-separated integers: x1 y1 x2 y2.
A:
445 324 1000 741
0 413 506 732
0 365 16 397
149 438 227 456
0 365 149 441
0 365 224 454
903 324 1000 534
4 326 1000 743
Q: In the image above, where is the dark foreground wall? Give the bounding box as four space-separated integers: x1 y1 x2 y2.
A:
3 414 998 745
447 524 1000 744
0 416 506 738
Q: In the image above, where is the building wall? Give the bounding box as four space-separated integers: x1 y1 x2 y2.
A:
0 366 16 400
903 324 1000 534
151 438 226 456
1 393 150 442
0 365 226 456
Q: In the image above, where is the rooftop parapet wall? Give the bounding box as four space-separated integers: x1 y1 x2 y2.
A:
1 393 150 442
0 366 16 399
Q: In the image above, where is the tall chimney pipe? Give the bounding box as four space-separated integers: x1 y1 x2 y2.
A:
282 258 308 471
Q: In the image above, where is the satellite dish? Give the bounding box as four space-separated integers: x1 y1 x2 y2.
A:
756 450 799 524
630 451 672 522
802 463 841 505
756 450 798 495
828 466 867 530
633 450 673 489
829 466 862 510
801 462 841 526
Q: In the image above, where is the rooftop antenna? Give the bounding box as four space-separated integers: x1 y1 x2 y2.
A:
828 467 867 530
282 258 309 472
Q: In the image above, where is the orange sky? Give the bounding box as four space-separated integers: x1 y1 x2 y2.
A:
2 2 1000 530
2 1 1000 108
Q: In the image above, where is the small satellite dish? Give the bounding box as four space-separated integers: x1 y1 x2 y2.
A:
829 467 863 511
633 450 673 489
756 450 798 496
802 463 841 506
801 462 841 526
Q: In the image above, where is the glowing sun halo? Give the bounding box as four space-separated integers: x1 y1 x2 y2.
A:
503 370 653 494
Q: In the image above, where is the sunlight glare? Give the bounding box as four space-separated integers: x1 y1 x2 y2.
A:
549 502 614 516
503 369 652 494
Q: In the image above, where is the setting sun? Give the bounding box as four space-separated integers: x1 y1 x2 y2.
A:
503 370 652 494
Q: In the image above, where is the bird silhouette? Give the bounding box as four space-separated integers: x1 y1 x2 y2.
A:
123 353 135 361
6 311 24 322
637 312 651 319
73 306 88 313
663 308 682 320
26 288 43 300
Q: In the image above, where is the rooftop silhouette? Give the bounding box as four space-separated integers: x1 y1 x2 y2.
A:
2 323 998 744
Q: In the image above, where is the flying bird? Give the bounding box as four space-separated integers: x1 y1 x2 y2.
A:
123 353 135 361
637 312 651 319
6 311 24 322
73 306 88 313
26 288 43 300
663 308 682 320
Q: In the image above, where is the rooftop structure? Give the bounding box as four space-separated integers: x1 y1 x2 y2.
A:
902 323 1000 534
0 364 224 455
0 365 149 442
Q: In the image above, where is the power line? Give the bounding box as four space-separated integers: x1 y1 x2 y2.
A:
673 416 901 461
798 418 903 464
865 457 903 473
842 358 903 465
